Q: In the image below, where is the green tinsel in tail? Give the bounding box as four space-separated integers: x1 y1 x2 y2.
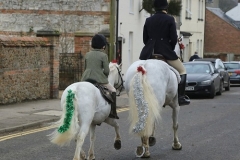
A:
58 89 75 133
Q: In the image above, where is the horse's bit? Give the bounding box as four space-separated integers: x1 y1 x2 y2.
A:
114 66 124 96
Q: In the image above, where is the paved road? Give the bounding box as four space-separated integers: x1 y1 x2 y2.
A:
0 86 240 160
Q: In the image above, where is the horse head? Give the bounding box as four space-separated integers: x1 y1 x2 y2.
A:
109 62 124 95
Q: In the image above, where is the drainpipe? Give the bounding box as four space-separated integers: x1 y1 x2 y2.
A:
109 0 116 61
116 0 119 60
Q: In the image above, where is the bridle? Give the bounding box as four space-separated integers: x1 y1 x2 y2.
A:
114 66 124 96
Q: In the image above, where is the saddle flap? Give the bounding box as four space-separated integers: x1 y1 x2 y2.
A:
95 84 114 103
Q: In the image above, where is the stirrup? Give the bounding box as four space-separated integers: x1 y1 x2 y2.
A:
109 114 119 119
178 96 190 106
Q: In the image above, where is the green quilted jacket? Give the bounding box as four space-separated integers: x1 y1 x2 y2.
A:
81 49 109 84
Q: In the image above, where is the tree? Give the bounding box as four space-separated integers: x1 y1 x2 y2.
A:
140 0 182 16
140 0 155 15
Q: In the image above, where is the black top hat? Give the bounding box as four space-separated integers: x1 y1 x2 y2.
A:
153 0 169 10
91 34 107 49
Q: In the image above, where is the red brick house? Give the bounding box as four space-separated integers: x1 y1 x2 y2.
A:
204 7 240 61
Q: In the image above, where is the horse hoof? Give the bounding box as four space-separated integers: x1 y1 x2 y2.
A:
135 146 145 157
141 154 150 158
114 140 121 150
172 143 182 150
149 136 156 147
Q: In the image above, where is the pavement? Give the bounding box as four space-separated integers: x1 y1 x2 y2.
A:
0 90 129 135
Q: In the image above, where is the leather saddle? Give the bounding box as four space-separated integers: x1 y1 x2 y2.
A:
94 84 114 104
84 79 114 104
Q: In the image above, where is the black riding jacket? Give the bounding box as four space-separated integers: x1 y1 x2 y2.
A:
143 11 179 60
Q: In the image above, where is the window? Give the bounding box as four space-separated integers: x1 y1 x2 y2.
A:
128 32 133 66
198 0 204 21
200 40 202 56
197 39 199 53
129 0 134 14
206 0 213 3
198 0 201 20
185 0 192 19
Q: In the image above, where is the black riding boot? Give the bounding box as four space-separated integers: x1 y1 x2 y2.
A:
109 92 119 119
178 74 190 106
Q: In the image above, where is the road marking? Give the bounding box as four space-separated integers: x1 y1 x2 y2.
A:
34 110 62 116
0 125 57 142
0 108 129 142
117 107 129 113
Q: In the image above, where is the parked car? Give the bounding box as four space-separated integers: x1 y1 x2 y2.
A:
223 61 240 84
183 61 222 98
193 58 230 91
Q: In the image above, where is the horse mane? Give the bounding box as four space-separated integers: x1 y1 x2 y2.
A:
109 62 119 73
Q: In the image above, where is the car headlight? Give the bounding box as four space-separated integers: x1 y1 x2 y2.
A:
200 80 211 85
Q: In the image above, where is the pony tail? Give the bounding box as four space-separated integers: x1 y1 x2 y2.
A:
48 89 79 146
128 66 161 137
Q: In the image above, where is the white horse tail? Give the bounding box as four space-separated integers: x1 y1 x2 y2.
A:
48 89 80 146
128 65 162 137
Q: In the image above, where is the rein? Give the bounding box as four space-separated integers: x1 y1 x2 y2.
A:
114 66 124 96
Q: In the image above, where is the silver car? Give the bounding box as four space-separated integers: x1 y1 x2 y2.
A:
223 61 240 84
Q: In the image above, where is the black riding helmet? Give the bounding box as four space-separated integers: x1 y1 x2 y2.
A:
91 34 107 49
153 0 169 11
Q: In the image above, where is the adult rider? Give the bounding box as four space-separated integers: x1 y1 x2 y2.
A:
140 0 190 106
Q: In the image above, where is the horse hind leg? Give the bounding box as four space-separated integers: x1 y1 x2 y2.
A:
104 118 121 150
73 124 90 160
80 150 86 160
136 136 150 158
149 122 156 147
87 124 96 160
171 105 182 150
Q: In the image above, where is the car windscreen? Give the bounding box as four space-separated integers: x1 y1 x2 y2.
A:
184 64 211 74
224 63 240 69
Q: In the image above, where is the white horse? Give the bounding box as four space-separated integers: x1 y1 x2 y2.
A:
124 59 182 158
49 62 123 160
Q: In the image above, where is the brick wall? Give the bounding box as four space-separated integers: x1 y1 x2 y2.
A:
74 31 110 56
0 0 111 53
0 36 58 104
204 9 240 61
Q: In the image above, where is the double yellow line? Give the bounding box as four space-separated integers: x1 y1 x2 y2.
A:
0 108 129 142
0 125 57 142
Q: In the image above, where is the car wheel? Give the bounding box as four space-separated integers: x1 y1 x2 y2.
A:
225 79 230 91
216 81 223 95
209 83 215 99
